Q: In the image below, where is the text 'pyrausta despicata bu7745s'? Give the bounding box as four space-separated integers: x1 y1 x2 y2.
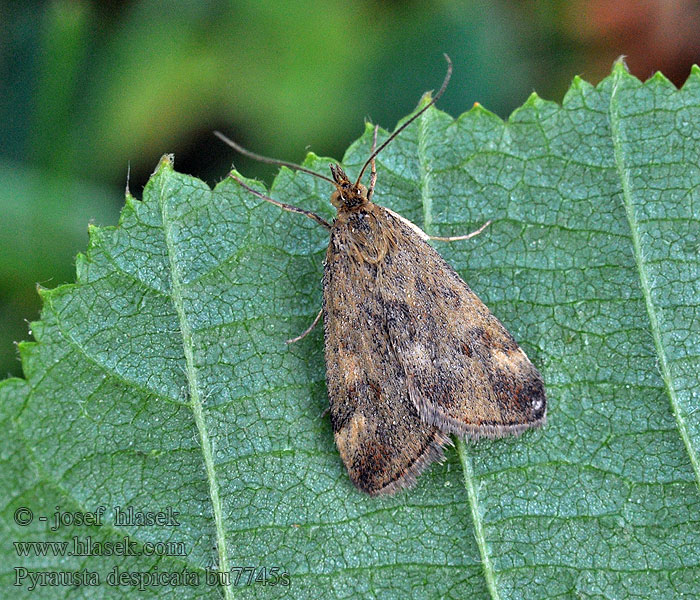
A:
215 55 546 496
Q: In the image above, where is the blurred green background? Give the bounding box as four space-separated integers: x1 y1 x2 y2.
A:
2 0 699 378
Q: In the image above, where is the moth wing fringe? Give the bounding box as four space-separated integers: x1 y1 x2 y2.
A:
371 430 451 496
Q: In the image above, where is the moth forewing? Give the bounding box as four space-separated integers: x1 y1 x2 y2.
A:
322 201 451 495
323 202 546 486
382 206 431 241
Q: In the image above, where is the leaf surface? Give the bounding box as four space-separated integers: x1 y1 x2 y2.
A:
2 65 699 598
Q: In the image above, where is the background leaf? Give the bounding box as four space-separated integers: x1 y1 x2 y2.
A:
2 65 699 598
0 160 120 379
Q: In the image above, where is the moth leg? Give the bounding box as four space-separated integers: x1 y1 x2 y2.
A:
286 308 323 344
229 173 332 230
367 125 379 201
427 219 491 242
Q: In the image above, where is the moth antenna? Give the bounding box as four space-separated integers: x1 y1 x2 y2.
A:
354 54 452 186
228 172 332 230
214 131 335 184
367 125 379 201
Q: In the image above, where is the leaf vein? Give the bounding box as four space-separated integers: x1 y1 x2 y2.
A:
609 71 700 494
158 174 233 599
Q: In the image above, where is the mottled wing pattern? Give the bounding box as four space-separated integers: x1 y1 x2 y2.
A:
323 212 449 495
375 207 547 438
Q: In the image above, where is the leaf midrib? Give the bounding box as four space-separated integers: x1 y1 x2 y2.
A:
609 69 700 493
417 109 502 600
158 172 233 600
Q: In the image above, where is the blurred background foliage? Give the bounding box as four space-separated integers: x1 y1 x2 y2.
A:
1 0 699 378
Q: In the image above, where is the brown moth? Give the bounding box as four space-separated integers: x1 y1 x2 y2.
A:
215 55 546 496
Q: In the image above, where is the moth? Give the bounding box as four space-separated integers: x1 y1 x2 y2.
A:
216 56 546 496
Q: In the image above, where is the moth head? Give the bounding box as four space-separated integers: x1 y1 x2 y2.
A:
329 163 368 211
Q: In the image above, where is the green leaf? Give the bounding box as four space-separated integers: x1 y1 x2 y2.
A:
2 65 699 598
